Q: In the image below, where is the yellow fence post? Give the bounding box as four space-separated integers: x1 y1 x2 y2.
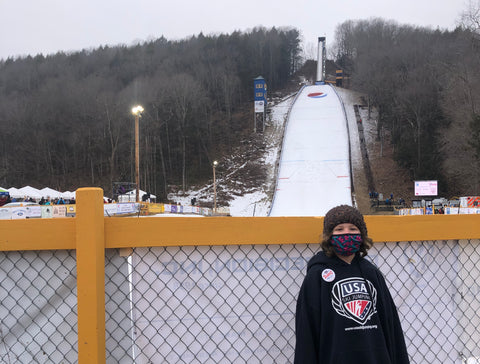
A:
76 188 105 364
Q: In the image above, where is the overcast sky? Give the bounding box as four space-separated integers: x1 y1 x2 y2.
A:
0 0 468 60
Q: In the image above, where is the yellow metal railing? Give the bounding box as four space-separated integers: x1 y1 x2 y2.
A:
1 187 480 363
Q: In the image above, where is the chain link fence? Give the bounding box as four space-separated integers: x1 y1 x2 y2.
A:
0 250 77 363
1 240 480 363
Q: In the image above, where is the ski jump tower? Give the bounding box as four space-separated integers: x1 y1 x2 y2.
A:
316 37 326 84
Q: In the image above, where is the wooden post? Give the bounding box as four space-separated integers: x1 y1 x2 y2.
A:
76 188 105 364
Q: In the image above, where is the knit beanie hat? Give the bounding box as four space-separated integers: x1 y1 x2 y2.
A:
323 205 368 238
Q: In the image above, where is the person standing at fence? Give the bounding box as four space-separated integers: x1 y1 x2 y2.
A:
294 204 409 364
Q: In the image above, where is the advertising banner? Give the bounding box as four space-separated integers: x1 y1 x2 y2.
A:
117 203 136 215
52 205 66 218
0 208 12 220
65 204 76 217
414 180 438 196
460 196 480 208
254 100 265 113
445 207 459 214
147 203 164 214
41 206 53 218
104 203 118 216
9 205 42 219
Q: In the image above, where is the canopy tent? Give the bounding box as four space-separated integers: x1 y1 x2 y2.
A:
40 187 62 199
0 187 9 196
2 186 101 202
7 186 75 200
7 187 23 199
17 186 43 200
61 191 76 199
5 186 77 200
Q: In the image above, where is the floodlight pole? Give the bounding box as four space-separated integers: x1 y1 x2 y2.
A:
135 114 140 202
132 105 144 203
213 160 218 215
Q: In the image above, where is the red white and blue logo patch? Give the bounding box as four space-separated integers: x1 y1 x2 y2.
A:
331 277 377 325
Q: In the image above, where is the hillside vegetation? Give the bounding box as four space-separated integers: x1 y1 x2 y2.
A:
0 27 301 199
1 8 480 201
333 15 480 197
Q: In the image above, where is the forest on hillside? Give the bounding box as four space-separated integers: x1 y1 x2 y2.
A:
2 5 480 201
0 27 301 199
333 5 480 197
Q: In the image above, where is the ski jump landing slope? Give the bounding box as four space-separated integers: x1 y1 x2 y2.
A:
269 84 352 217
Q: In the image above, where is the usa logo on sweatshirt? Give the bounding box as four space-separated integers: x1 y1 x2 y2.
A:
331 277 377 325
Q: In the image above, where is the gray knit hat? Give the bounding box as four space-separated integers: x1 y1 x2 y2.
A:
323 205 368 238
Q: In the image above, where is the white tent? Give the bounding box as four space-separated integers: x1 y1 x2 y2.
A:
61 191 76 199
17 186 43 200
7 187 22 198
40 187 62 199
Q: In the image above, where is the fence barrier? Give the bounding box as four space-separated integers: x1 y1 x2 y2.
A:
1 187 480 363
0 202 230 220
397 207 480 215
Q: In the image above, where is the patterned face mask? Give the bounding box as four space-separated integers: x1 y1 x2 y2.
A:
330 234 363 256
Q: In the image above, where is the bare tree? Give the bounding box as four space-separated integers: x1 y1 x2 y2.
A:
458 0 480 33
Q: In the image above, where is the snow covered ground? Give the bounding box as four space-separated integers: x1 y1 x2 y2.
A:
225 84 362 217
269 84 352 216
171 94 296 217
173 84 361 217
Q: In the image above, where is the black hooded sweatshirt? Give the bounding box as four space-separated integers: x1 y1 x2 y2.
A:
294 251 410 364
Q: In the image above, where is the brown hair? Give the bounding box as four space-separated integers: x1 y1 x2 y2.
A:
320 205 373 257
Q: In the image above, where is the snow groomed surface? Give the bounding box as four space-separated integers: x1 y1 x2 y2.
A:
269 84 352 217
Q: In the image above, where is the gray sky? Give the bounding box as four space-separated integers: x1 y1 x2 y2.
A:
0 0 468 60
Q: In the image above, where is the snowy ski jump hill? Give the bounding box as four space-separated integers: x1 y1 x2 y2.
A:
269 84 353 217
